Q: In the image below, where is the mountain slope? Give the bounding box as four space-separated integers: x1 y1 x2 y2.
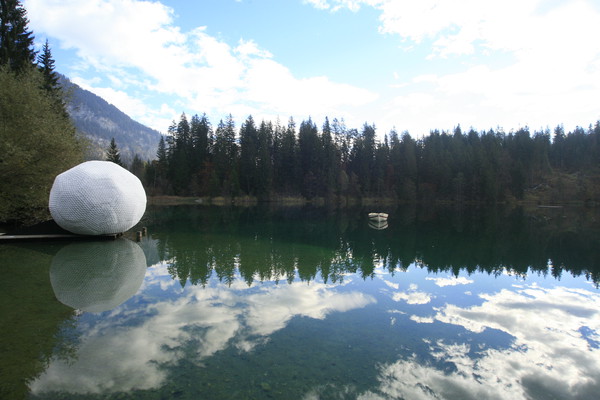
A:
59 75 162 164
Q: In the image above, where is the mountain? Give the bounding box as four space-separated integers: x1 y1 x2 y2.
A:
59 75 162 164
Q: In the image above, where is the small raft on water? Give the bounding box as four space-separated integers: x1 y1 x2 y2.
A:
368 212 389 222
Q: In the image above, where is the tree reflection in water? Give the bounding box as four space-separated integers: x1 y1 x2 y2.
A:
144 205 600 288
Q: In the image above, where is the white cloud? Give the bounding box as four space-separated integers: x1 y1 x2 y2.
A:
24 0 600 134
409 315 434 323
235 39 273 59
308 0 600 133
25 0 377 132
381 279 399 290
303 0 331 10
26 0 186 70
426 276 473 287
390 283 433 305
304 0 363 12
319 0 600 60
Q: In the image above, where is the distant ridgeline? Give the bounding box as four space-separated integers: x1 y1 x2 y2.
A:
59 75 162 164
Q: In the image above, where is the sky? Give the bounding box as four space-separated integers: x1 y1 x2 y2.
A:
23 0 600 137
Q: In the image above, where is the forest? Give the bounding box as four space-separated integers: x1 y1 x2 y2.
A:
2 0 600 228
135 112 600 205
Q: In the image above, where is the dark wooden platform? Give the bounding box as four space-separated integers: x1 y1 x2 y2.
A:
0 232 120 242
0 220 120 242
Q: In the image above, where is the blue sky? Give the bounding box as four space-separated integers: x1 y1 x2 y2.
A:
23 0 600 137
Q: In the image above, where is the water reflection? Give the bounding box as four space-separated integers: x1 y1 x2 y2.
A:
29 252 600 397
0 244 76 400
4 205 599 399
50 239 147 313
144 205 600 287
30 266 376 396
368 220 388 230
355 282 600 400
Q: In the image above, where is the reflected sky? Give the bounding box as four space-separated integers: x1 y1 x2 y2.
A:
29 258 600 399
31 262 376 395
14 206 600 399
357 280 600 400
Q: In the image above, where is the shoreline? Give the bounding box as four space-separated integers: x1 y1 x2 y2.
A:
147 194 596 208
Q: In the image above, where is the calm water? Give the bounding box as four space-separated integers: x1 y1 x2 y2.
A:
1 205 599 400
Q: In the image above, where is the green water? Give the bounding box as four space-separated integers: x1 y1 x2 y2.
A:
1 205 599 400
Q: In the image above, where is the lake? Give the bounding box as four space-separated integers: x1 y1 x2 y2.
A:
1 205 599 400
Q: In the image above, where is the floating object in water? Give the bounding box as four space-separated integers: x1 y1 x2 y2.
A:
368 212 388 222
369 220 388 230
49 161 146 235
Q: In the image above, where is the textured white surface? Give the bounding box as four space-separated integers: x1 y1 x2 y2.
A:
49 161 146 235
50 239 147 313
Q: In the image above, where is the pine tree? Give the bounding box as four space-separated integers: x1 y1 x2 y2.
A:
239 115 258 194
36 38 70 118
129 154 145 181
321 117 338 196
106 137 123 166
272 118 297 194
150 136 169 194
256 120 273 197
349 123 376 195
156 136 167 167
37 39 59 92
212 115 239 195
298 118 321 197
0 0 36 72
191 113 210 163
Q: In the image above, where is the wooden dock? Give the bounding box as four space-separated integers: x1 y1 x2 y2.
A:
0 232 120 242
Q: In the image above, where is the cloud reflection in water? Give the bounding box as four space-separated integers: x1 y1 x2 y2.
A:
31 263 376 395
358 284 600 400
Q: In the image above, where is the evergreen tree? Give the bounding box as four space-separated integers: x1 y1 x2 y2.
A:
106 137 123 166
189 113 212 195
349 123 376 195
36 39 58 93
373 137 390 196
212 115 239 195
398 132 418 202
168 114 193 194
190 113 211 168
298 118 321 197
273 117 299 194
321 117 339 197
256 120 274 197
176 112 191 149
239 115 259 194
129 154 145 181
150 136 169 194
157 135 168 167
35 38 69 118
0 0 36 72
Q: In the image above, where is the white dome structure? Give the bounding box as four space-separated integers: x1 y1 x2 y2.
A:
49 161 146 235
50 239 147 313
